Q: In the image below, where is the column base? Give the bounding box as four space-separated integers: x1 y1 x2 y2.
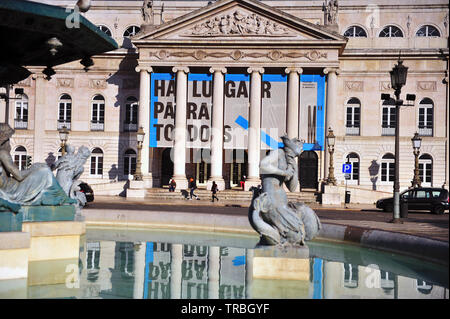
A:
244 177 261 191
206 177 225 191
127 180 147 198
172 175 188 190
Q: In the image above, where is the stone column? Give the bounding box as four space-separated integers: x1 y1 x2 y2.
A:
133 242 146 299
244 67 264 191
285 67 303 139
33 73 46 163
285 67 303 192
128 67 153 198
207 67 227 191
444 73 449 189
172 66 189 190
322 67 341 205
323 68 340 182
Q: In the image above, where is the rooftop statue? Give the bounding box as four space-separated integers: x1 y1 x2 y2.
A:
54 145 91 208
0 123 76 214
249 135 321 246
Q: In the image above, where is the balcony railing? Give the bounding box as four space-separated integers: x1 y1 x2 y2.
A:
382 126 395 136
91 121 104 131
418 127 433 136
57 121 71 130
123 123 138 132
14 119 28 129
345 126 360 136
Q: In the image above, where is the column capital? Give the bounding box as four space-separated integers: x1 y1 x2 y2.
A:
172 66 190 74
285 67 303 75
247 67 265 74
135 66 153 73
209 66 227 74
323 67 341 75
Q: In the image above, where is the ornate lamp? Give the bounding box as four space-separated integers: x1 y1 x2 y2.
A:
411 132 422 188
389 58 408 91
326 127 336 185
58 125 69 156
134 126 145 181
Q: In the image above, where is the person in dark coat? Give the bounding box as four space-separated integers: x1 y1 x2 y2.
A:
189 177 199 200
211 181 219 202
169 179 176 192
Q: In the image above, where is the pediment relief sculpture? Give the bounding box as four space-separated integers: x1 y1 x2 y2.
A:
183 10 296 37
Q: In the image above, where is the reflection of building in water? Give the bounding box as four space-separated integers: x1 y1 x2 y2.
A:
78 240 448 299
80 241 115 298
321 261 448 299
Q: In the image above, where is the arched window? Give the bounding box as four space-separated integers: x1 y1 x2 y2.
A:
123 149 137 177
90 148 104 177
379 25 403 37
97 25 112 37
14 94 28 129
419 154 433 187
381 153 395 183
344 26 367 37
58 94 72 130
123 26 140 37
418 98 433 136
382 98 396 136
14 146 28 170
345 153 360 184
346 98 361 136
124 96 138 132
416 25 440 37
91 95 105 131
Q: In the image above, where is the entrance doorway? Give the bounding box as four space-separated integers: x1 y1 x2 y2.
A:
229 149 248 187
192 148 211 186
161 148 173 186
299 151 318 190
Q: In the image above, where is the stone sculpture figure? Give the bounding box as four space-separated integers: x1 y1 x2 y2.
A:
0 123 75 213
142 0 154 25
54 145 91 208
249 135 321 246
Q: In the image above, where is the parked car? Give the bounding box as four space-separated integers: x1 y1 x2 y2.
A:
376 187 449 215
78 182 94 203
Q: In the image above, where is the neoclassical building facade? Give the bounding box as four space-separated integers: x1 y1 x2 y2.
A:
1 0 448 201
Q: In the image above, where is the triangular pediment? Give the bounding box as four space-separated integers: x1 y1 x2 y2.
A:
133 0 347 43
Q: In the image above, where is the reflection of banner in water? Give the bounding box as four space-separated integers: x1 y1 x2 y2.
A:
143 242 172 299
219 247 247 299
181 245 209 299
261 74 287 150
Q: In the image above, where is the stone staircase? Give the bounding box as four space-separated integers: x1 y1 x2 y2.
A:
145 187 318 204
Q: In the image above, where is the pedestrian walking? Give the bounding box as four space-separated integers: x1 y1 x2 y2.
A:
169 178 176 192
211 181 219 202
189 177 199 200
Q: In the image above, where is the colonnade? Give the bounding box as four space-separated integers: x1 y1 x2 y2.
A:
136 65 340 190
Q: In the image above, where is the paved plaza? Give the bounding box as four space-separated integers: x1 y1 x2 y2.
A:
86 195 449 242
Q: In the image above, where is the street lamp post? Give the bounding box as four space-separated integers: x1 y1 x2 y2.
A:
389 57 409 224
58 125 69 156
134 126 145 181
411 132 422 188
326 127 337 186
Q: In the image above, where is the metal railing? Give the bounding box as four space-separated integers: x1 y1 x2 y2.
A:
382 126 395 136
418 127 433 136
91 121 104 131
14 119 28 129
123 123 138 132
57 121 71 130
345 126 360 136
